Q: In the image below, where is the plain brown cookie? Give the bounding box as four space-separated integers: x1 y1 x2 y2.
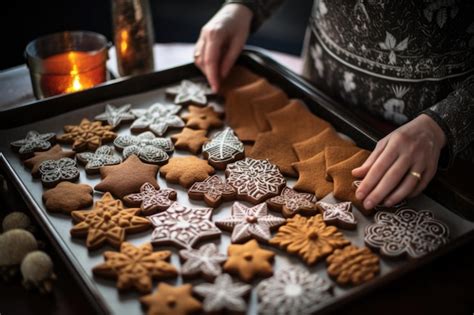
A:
251 89 289 133
182 105 224 130
140 283 202 315
293 128 354 162
171 128 208 154
292 152 334 199
95 154 159 199
42 182 93 214
23 144 76 178
324 146 364 180
57 118 117 152
249 100 331 177
160 156 215 188
219 65 261 97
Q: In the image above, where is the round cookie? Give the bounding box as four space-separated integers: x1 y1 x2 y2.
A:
42 182 93 214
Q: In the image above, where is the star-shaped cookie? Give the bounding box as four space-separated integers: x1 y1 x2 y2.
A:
182 105 224 130
166 79 214 105
148 202 221 249
94 104 135 129
24 145 75 177
11 130 56 158
171 128 208 154
179 243 227 280
70 192 151 249
188 175 236 208
92 242 177 293
140 283 202 315
123 182 177 215
76 145 122 174
224 239 275 282
267 187 318 218
215 202 286 243
131 103 185 136
160 156 215 188
57 118 117 152
95 154 159 199
316 201 357 230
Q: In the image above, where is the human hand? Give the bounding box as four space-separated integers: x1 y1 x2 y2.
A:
194 4 253 92
352 114 447 210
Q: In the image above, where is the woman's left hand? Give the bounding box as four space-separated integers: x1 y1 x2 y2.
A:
352 113 447 210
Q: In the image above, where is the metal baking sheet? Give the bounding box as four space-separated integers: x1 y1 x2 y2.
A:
1 52 473 315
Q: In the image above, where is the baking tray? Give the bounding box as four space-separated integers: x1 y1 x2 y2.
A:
0 49 473 315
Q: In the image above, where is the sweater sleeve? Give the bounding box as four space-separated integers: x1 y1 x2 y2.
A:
422 75 474 167
224 0 285 32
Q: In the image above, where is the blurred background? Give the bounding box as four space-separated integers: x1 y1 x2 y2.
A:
1 0 313 70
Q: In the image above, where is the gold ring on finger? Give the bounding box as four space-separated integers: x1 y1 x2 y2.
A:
409 171 421 181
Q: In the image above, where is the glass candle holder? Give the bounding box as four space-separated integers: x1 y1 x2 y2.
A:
25 31 109 99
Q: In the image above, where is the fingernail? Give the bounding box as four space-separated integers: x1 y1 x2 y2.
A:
364 200 373 209
384 200 392 207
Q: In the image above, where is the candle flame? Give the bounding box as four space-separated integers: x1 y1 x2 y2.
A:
120 30 129 54
66 52 84 93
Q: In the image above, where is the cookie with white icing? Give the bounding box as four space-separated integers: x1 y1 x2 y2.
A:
114 131 172 165
11 130 56 158
76 145 122 174
166 79 214 105
94 104 135 129
38 157 80 187
131 103 184 136
267 187 318 218
188 175 236 208
316 201 357 230
179 243 227 280
202 127 245 169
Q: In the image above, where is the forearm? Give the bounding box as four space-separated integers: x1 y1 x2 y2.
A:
224 0 285 31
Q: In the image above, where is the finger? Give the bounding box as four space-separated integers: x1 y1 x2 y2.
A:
354 140 398 202
203 34 224 93
383 163 425 207
362 155 412 209
194 37 207 73
352 138 388 178
220 35 245 79
408 162 436 198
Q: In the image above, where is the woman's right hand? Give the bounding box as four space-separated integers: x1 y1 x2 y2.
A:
194 4 253 92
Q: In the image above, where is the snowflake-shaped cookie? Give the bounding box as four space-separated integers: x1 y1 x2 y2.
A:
225 158 286 204
123 182 177 215
166 79 214 105
38 157 80 187
10 130 56 156
257 265 332 315
179 243 227 279
76 145 122 174
317 201 357 230
364 208 449 259
194 273 251 313
202 127 244 169
131 103 185 136
94 104 135 129
215 202 286 243
267 187 318 218
148 202 221 249
114 131 173 164
188 175 236 208
57 119 117 152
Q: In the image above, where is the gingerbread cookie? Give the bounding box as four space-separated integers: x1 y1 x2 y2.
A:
123 182 177 215
257 265 332 315
170 128 208 154
95 154 159 199
267 187 318 218
92 242 177 293
194 273 251 313
326 245 380 286
23 145 75 177
179 243 227 280
292 151 333 199
249 100 331 177
70 192 151 249
76 145 122 174
292 128 354 162
364 208 449 259
219 65 261 96
215 202 285 243
140 283 202 315
324 146 365 180
11 130 56 158
224 239 274 282
131 103 185 136
166 79 214 105
317 201 357 230
148 202 221 249
38 157 80 187
181 105 224 130
225 158 286 204
270 214 350 265
202 127 245 169
114 131 173 165
352 180 407 211
94 104 135 129
250 89 289 132
57 119 117 152
160 156 215 188
42 182 93 214
188 175 236 208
